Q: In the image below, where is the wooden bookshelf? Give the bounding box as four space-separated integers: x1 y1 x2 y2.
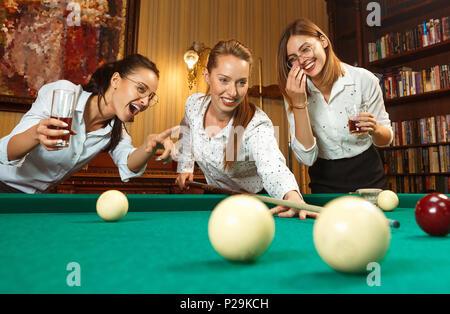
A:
379 0 442 26
326 0 361 65
381 142 450 150
368 39 450 68
385 88 450 106
386 173 450 176
328 0 450 193
337 29 356 40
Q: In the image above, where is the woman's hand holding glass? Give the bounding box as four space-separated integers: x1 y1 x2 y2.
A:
36 118 77 151
355 112 378 135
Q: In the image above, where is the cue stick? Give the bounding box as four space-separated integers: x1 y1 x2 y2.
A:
288 133 293 171
188 181 400 228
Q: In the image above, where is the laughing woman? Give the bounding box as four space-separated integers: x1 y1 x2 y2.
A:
176 40 316 220
277 18 393 196
0 54 176 193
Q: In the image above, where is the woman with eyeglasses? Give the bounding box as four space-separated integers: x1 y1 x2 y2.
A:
0 54 176 193
276 18 393 200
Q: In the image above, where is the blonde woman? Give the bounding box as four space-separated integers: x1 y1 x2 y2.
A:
176 40 315 220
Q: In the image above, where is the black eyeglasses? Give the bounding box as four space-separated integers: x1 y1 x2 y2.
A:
124 77 159 106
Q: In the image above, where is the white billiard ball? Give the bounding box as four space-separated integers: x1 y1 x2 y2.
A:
208 195 275 262
96 190 129 222
313 196 391 273
377 190 399 212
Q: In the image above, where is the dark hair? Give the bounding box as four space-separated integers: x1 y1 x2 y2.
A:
83 54 159 152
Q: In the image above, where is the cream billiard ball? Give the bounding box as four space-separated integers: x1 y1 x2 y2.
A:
313 196 391 273
208 195 275 262
96 190 129 222
377 190 399 212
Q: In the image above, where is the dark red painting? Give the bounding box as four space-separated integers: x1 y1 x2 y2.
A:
0 0 139 111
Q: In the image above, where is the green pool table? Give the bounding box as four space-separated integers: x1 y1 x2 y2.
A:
0 193 449 294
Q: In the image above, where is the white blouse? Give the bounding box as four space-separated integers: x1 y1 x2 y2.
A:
285 63 393 166
177 93 300 200
0 80 146 193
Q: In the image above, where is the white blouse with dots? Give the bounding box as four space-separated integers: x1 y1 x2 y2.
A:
285 63 393 167
177 93 300 200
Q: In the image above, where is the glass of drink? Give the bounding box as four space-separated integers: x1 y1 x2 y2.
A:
49 89 76 148
345 103 369 135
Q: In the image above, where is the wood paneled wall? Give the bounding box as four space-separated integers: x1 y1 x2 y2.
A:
0 112 23 136
0 0 328 192
134 0 328 190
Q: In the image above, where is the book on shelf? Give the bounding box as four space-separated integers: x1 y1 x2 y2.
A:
368 15 450 62
380 63 450 100
380 144 449 175
443 16 450 41
439 145 448 172
430 146 440 173
386 175 449 194
391 114 449 146
381 114 449 193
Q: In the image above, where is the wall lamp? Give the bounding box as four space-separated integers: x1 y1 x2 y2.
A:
184 41 210 90
183 49 199 90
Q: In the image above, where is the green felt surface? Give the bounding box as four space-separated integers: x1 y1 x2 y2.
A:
0 193 449 293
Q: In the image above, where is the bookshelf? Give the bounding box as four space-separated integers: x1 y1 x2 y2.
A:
327 0 450 193
378 0 442 25
381 142 450 150
326 0 361 66
368 39 450 68
384 88 450 106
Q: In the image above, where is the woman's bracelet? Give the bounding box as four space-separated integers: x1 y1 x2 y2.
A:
292 100 309 110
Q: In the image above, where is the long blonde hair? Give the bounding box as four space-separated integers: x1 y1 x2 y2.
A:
277 18 344 107
201 40 255 171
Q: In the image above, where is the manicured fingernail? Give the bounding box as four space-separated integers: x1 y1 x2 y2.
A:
156 158 162 161
62 122 68 127
63 130 69 134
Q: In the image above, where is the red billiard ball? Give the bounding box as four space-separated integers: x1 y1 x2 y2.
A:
415 193 450 237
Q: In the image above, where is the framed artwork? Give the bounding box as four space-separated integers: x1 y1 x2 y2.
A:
0 0 140 112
